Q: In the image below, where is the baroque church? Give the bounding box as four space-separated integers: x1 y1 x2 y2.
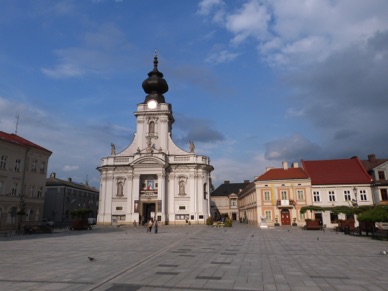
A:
97 54 214 225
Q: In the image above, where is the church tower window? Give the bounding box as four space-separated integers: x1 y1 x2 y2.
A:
149 121 155 134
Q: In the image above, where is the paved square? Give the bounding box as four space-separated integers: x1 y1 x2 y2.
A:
0 223 387 290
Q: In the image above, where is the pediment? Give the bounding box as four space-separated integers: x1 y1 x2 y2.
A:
131 156 166 166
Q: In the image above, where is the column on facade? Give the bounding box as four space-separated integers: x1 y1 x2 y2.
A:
125 174 134 223
98 174 114 225
158 171 166 223
168 174 175 223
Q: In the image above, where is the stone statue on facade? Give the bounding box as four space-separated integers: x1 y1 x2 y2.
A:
111 143 116 155
189 141 195 153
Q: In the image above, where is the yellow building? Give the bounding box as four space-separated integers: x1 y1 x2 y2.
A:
238 162 312 227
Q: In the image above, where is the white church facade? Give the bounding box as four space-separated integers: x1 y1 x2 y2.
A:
97 54 214 225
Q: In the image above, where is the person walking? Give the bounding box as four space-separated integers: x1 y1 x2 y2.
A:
147 218 153 233
154 219 158 234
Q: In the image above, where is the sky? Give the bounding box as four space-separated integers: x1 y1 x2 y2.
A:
1 0 388 189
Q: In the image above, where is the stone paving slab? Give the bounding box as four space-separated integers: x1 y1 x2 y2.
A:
0 224 387 291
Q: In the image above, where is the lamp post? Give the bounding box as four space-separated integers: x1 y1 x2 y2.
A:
353 186 358 207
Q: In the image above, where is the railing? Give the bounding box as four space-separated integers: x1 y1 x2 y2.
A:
276 199 296 207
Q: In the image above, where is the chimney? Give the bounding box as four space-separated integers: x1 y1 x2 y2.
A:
224 180 230 184
292 162 299 168
282 161 288 170
368 154 376 163
50 172 56 178
244 180 250 183
68 178 72 182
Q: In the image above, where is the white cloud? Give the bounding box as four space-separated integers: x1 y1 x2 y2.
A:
63 165 80 172
197 0 223 16
199 0 388 67
205 50 240 64
225 0 270 45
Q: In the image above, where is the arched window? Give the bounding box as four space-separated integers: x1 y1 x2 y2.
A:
149 121 155 134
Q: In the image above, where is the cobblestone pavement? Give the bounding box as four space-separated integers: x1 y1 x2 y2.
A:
0 223 387 291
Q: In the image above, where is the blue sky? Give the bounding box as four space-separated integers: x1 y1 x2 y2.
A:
1 0 388 189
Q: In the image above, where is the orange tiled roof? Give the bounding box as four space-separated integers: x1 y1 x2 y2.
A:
302 157 373 185
255 167 309 181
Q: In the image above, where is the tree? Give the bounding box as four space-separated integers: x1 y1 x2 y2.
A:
357 206 388 222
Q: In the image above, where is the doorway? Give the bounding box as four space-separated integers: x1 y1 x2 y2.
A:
281 209 291 225
232 213 237 221
142 203 155 224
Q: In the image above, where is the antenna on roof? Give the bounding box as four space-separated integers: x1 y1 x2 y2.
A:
85 175 89 186
15 113 19 135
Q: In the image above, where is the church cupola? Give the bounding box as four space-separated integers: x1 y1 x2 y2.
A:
142 52 169 107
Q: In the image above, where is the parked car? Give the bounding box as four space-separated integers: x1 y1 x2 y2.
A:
41 218 54 227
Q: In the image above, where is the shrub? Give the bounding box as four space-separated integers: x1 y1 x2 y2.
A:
224 217 232 227
206 216 214 225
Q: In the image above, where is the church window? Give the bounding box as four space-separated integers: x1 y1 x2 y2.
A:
149 121 155 134
179 206 186 210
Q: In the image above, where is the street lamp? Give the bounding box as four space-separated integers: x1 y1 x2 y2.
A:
353 187 358 207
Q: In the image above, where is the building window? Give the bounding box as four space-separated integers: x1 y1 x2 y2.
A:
231 199 237 208
359 190 367 201
330 212 338 223
116 206 123 210
329 191 336 202
37 187 43 198
0 181 3 195
265 210 272 221
40 162 46 174
378 171 386 180
264 191 271 201
149 121 155 134
280 190 287 200
344 190 351 201
381 189 388 201
30 185 35 197
300 212 305 220
32 160 38 172
297 190 304 200
0 155 7 169
12 183 18 196
179 206 186 210
313 191 320 202
15 159 21 172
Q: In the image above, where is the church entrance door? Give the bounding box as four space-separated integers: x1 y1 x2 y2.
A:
142 203 156 223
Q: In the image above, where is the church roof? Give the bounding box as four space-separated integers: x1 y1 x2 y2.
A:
211 181 250 197
255 167 309 181
302 157 373 185
142 52 168 104
0 131 52 154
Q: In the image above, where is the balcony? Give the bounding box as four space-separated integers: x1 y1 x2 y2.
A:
276 199 296 208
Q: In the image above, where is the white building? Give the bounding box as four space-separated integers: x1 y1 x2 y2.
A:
97 54 214 225
302 157 374 228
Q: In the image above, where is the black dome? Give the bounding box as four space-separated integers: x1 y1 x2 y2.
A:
142 53 168 104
